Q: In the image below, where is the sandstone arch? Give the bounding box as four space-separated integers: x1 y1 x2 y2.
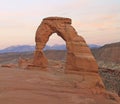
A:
33 17 98 73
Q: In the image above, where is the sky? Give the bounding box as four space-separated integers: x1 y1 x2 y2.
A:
0 0 120 49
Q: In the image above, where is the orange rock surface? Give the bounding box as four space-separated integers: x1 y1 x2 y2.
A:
33 17 98 73
0 66 119 104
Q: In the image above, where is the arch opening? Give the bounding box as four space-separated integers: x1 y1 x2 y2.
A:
43 33 66 72
45 33 66 48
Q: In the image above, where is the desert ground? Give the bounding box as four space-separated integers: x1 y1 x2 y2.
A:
0 63 119 104
0 50 120 104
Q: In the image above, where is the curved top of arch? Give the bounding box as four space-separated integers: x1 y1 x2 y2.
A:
43 17 72 24
35 17 78 43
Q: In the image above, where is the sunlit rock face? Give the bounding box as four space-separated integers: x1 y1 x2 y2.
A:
33 17 98 73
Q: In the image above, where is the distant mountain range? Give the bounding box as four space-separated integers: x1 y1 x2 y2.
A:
0 44 100 53
44 44 66 50
88 44 101 49
0 45 35 53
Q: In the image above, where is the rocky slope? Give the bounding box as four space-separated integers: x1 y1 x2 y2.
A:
92 42 120 64
99 68 120 97
91 42 120 97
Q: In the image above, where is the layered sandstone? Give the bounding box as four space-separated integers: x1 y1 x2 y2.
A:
33 17 98 73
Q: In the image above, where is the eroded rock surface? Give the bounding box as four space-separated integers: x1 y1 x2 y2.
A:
33 17 98 73
0 67 119 104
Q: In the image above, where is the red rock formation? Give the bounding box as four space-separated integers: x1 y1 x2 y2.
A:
32 17 105 92
18 57 30 68
33 17 98 73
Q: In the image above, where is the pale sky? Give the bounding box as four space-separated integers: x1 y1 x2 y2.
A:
0 0 120 49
